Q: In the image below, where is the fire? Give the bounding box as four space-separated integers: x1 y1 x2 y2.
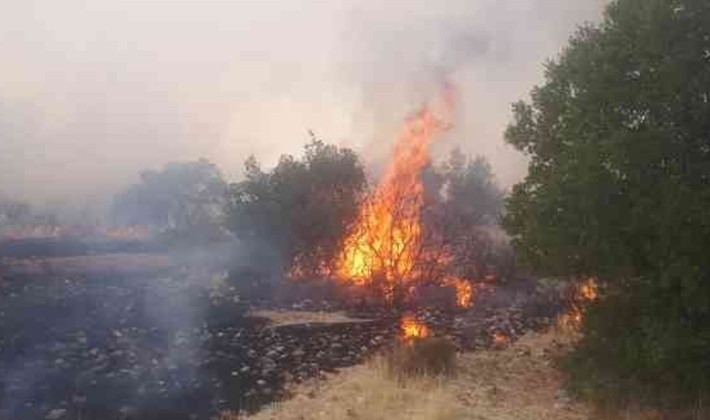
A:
444 277 473 308
334 91 454 302
288 85 479 308
492 331 510 347
400 314 430 341
578 278 598 301
557 277 599 331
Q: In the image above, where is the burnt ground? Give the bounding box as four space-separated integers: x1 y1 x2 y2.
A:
0 252 567 420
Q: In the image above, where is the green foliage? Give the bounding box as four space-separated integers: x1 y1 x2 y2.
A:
564 279 710 408
112 159 227 241
504 0 710 407
438 148 504 227
226 139 366 274
423 150 511 280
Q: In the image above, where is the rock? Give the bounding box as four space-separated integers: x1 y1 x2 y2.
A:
45 408 67 420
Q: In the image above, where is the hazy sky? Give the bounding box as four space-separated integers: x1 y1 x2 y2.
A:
0 0 608 208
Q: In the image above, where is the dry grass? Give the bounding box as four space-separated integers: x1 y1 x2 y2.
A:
222 328 587 420
227 359 461 420
249 310 371 326
384 337 457 379
224 327 672 420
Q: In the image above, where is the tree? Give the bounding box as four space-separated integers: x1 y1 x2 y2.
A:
0 197 32 229
226 139 367 275
422 150 509 281
112 159 228 242
504 0 710 407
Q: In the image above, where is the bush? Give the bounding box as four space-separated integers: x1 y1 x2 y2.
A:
384 337 457 379
562 278 710 410
503 0 710 410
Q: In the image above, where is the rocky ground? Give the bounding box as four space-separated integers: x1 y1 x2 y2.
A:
236 326 677 420
0 254 568 420
230 328 592 420
233 328 603 420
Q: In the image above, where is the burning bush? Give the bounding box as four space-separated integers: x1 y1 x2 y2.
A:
226 88 508 310
382 314 456 379
310 88 504 308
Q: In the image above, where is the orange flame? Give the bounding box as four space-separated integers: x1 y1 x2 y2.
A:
335 94 452 302
492 331 510 347
289 85 479 309
557 278 599 331
444 277 473 308
400 314 430 341
578 278 598 301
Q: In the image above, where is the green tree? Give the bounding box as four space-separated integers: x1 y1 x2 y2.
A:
438 149 503 227
112 159 227 242
226 139 366 275
504 0 710 407
422 150 509 281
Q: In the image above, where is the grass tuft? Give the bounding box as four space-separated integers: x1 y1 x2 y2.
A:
383 336 457 380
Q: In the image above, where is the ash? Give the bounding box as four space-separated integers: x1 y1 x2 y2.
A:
0 253 565 420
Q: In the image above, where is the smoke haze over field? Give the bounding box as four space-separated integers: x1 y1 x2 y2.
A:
0 0 608 207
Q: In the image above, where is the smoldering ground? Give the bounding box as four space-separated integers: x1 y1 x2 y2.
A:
0 243 262 419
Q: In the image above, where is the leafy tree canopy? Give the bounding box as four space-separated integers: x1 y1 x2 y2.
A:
504 0 710 406
422 150 510 280
226 139 366 274
112 159 227 241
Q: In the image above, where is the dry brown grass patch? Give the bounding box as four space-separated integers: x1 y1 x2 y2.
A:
226 327 670 420
384 336 457 380
249 310 371 326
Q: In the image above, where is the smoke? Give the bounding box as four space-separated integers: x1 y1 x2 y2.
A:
0 0 608 207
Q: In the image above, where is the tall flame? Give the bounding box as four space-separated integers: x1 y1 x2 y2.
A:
444 277 474 308
335 93 453 301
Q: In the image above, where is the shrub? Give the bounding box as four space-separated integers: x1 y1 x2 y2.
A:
384 337 457 380
503 0 710 410
562 278 710 410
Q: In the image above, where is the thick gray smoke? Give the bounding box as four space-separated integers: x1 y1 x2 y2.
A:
0 0 608 208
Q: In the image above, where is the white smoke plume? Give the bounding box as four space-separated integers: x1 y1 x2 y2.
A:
0 0 608 208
